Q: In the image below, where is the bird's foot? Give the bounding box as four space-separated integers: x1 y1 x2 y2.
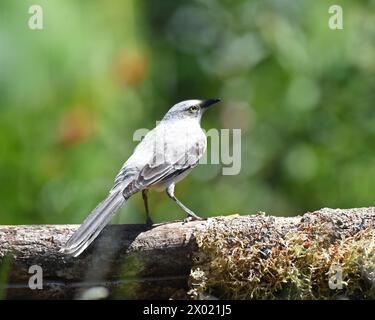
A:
182 215 204 224
145 217 154 228
182 217 193 224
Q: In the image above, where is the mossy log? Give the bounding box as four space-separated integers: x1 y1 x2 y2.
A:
0 207 374 299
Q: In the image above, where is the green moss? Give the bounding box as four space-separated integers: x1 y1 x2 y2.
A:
188 216 375 300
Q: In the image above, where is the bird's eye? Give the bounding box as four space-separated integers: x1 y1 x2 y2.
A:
189 106 199 113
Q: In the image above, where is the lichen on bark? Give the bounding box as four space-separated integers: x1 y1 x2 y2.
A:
188 209 375 299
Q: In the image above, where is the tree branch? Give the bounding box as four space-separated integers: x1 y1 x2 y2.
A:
0 207 374 299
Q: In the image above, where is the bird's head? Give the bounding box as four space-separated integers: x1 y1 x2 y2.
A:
162 99 221 122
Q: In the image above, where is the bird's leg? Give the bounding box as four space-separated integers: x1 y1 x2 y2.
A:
166 184 203 223
142 189 153 226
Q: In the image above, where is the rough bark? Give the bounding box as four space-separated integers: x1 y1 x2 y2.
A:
0 207 374 299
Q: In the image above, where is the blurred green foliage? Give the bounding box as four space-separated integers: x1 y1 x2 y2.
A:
0 0 374 225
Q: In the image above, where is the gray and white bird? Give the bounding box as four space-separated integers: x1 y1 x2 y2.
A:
61 98 221 257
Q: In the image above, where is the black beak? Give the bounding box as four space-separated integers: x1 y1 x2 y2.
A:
201 98 221 109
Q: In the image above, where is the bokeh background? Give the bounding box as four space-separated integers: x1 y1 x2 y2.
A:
0 0 374 225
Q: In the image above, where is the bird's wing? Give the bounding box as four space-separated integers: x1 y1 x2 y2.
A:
111 128 158 192
112 166 138 193
124 139 206 195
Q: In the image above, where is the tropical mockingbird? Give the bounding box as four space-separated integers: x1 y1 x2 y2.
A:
61 98 220 256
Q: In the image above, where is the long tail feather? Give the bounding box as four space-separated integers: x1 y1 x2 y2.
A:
61 190 126 257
